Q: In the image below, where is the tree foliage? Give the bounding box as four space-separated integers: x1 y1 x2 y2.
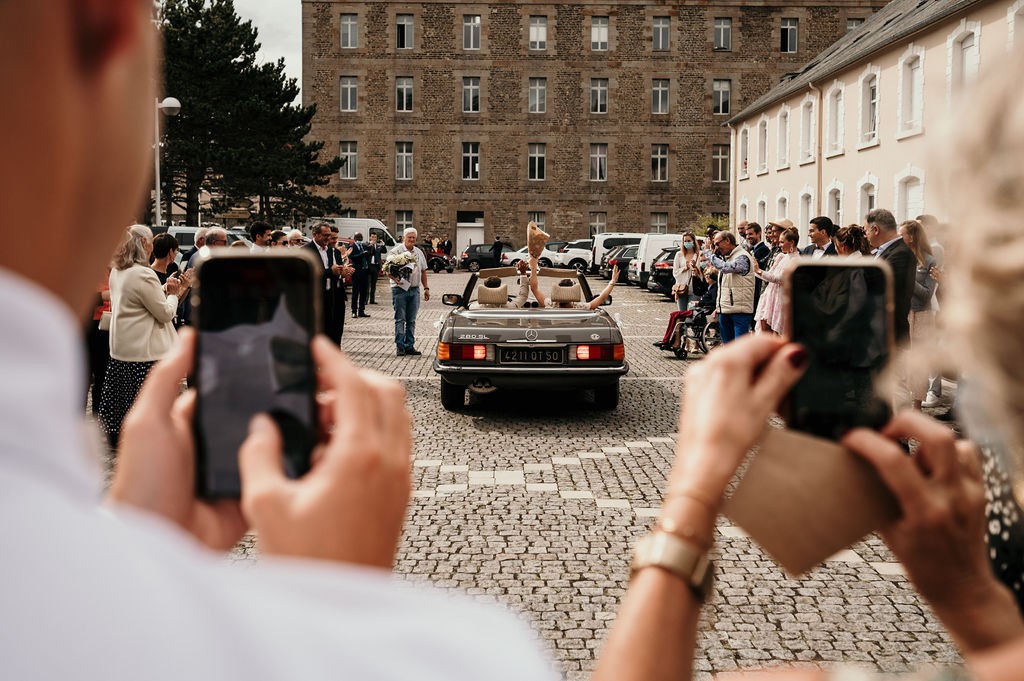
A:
160 0 341 225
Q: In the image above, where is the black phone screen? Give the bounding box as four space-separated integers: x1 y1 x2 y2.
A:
193 254 319 498
786 261 893 440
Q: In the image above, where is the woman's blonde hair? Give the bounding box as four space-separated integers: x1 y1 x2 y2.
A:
898 219 932 266
111 224 152 270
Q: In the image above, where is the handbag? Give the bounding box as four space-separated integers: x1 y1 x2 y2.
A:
98 311 112 331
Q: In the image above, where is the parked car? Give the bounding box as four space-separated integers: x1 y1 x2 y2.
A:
501 241 566 268
306 217 400 248
648 247 679 297
460 243 515 271
590 233 644 274
434 266 628 410
601 244 637 283
553 239 594 271
421 244 456 273
627 233 682 289
151 225 250 266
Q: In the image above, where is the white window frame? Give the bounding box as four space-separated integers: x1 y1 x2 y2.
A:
756 196 767 226
894 165 926 222
825 81 845 157
589 143 608 182
528 77 547 114
528 143 546 181
825 179 844 225
529 16 548 51
462 77 481 113
857 65 881 150
395 210 413 232
396 14 414 50
340 76 358 112
714 17 732 51
462 142 480 180
858 172 879 221
395 141 413 180
712 79 731 115
776 106 791 169
799 94 816 164
897 44 925 139
756 115 769 174
651 78 669 115
738 126 750 179
652 16 670 51
340 141 357 179
781 18 798 53
650 213 669 234
527 211 546 230
590 78 609 114
738 199 749 223
463 15 481 51
651 144 669 183
396 76 413 112
712 143 730 184
947 20 981 100
589 212 607 235
847 18 865 33
340 14 359 49
1009 2 1024 50
776 190 790 219
798 187 815 243
591 16 609 51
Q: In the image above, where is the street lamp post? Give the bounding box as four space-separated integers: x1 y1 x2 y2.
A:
153 96 181 226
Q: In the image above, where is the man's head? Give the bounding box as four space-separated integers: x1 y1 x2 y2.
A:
550 278 582 306
403 227 418 250
736 220 749 234
311 222 331 248
328 226 339 248
369 233 379 244
270 230 287 247
205 228 229 248
287 229 305 246
193 227 209 249
864 208 898 248
477 276 509 306
354 232 363 242
745 222 762 245
712 230 737 257
249 221 272 246
808 216 836 247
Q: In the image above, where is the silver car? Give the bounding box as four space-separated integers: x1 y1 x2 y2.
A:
433 266 628 410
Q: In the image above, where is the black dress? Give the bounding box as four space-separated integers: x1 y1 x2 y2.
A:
982 445 1024 612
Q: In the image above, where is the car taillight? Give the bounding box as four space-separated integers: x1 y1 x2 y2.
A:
442 343 494 361
574 344 624 361
460 252 468 259
655 262 673 269
609 258 618 266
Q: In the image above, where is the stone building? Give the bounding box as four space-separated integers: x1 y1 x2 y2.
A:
302 1 890 252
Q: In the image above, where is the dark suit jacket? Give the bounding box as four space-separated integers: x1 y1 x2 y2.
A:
348 240 368 272
800 242 837 257
877 238 915 343
366 242 386 270
750 241 771 269
304 240 345 299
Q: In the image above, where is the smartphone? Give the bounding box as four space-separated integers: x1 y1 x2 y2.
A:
783 259 894 440
192 251 321 498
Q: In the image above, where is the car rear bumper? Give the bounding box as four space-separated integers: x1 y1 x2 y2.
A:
433 361 628 389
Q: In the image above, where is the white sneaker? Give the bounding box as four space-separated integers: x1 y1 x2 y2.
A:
922 391 941 408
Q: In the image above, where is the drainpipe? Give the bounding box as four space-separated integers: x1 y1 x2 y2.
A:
808 81 823 216
727 122 736 233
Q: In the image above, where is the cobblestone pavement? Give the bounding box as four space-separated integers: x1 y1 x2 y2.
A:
235 272 961 679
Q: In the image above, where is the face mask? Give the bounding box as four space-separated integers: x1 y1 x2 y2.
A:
683 242 694 250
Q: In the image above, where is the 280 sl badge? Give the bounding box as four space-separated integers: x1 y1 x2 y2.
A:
458 334 491 340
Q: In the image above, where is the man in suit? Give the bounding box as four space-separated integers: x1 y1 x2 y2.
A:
303 223 351 345
744 222 771 270
439 235 453 256
801 216 838 257
866 208 915 345
366 233 386 304
348 232 370 318
489 237 504 268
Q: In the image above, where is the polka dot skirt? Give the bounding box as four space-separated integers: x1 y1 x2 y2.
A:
981 445 1024 612
98 358 155 448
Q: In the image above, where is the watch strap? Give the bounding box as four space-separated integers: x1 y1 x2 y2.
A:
631 531 714 602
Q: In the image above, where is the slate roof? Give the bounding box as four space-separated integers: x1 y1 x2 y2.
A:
727 0 991 125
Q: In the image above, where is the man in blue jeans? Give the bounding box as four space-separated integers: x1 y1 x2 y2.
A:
703 231 755 343
388 228 431 356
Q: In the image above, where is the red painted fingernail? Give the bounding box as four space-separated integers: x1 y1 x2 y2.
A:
788 348 808 369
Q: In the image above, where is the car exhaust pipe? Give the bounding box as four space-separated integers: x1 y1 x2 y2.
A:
468 378 497 395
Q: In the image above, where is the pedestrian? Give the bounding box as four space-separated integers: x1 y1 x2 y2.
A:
833 224 872 256
304 222 350 345
802 216 838 257
348 232 370 318
752 226 799 335
865 208 915 344
150 232 180 284
439 234 453 256
702 231 755 343
287 228 305 246
270 229 287 247
85 271 111 416
248 221 272 251
388 227 430 356
489 235 503 268
899 219 937 410
366 232 386 304
671 231 699 312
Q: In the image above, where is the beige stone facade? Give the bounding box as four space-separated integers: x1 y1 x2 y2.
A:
303 0 889 247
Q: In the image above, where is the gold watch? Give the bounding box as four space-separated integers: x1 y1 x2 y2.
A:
631 532 714 602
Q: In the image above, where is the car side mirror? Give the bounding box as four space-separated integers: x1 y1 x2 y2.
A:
601 295 613 306
442 293 462 306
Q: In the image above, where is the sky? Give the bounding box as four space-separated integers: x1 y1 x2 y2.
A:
233 0 302 99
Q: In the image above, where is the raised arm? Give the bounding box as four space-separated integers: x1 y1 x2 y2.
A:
587 266 618 309
529 256 548 307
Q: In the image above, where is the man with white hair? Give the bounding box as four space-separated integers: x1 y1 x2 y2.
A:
388 227 430 356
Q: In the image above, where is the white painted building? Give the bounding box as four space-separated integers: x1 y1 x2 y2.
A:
727 0 1024 244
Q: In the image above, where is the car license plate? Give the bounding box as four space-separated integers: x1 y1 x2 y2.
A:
499 347 565 364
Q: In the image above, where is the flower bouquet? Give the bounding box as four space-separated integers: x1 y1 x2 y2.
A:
385 250 417 283
527 221 550 258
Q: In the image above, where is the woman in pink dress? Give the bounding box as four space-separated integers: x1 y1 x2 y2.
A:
752 227 799 334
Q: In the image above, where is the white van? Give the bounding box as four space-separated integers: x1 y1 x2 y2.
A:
306 217 400 248
628 233 682 289
590 232 645 274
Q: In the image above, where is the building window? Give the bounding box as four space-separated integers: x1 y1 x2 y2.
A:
714 18 732 51
528 211 546 230
954 31 979 87
589 212 607 235
529 16 547 50
651 79 669 115
800 100 815 162
396 142 413 180
712 79 730 115
781 18 798 53
799 193 812 234
591 16 609 51
757 200 767 226
739 128 749 177
589 143 608 181
396 77 413 112
860 182 877 218
650 213 668 234
900 52 923 133
528 78 547 113
652 16 670 51
712 144 730 183
528 143 546 181
590 78 608 114
463 15 481 50
462 142 480 180
861 74 878 144
462 77 480 113
340 141 357 179
828 188 842 224
341 14 358 48
777 109 790 167
738 201 748 222
340 76 357 112
757 119 768 172
777 195 789 218
396 14 414 49
898 175 924 221
395 210 413 232
651 144 669 182
827 86 844 154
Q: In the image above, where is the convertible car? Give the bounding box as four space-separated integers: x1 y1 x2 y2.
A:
433 266 629 410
